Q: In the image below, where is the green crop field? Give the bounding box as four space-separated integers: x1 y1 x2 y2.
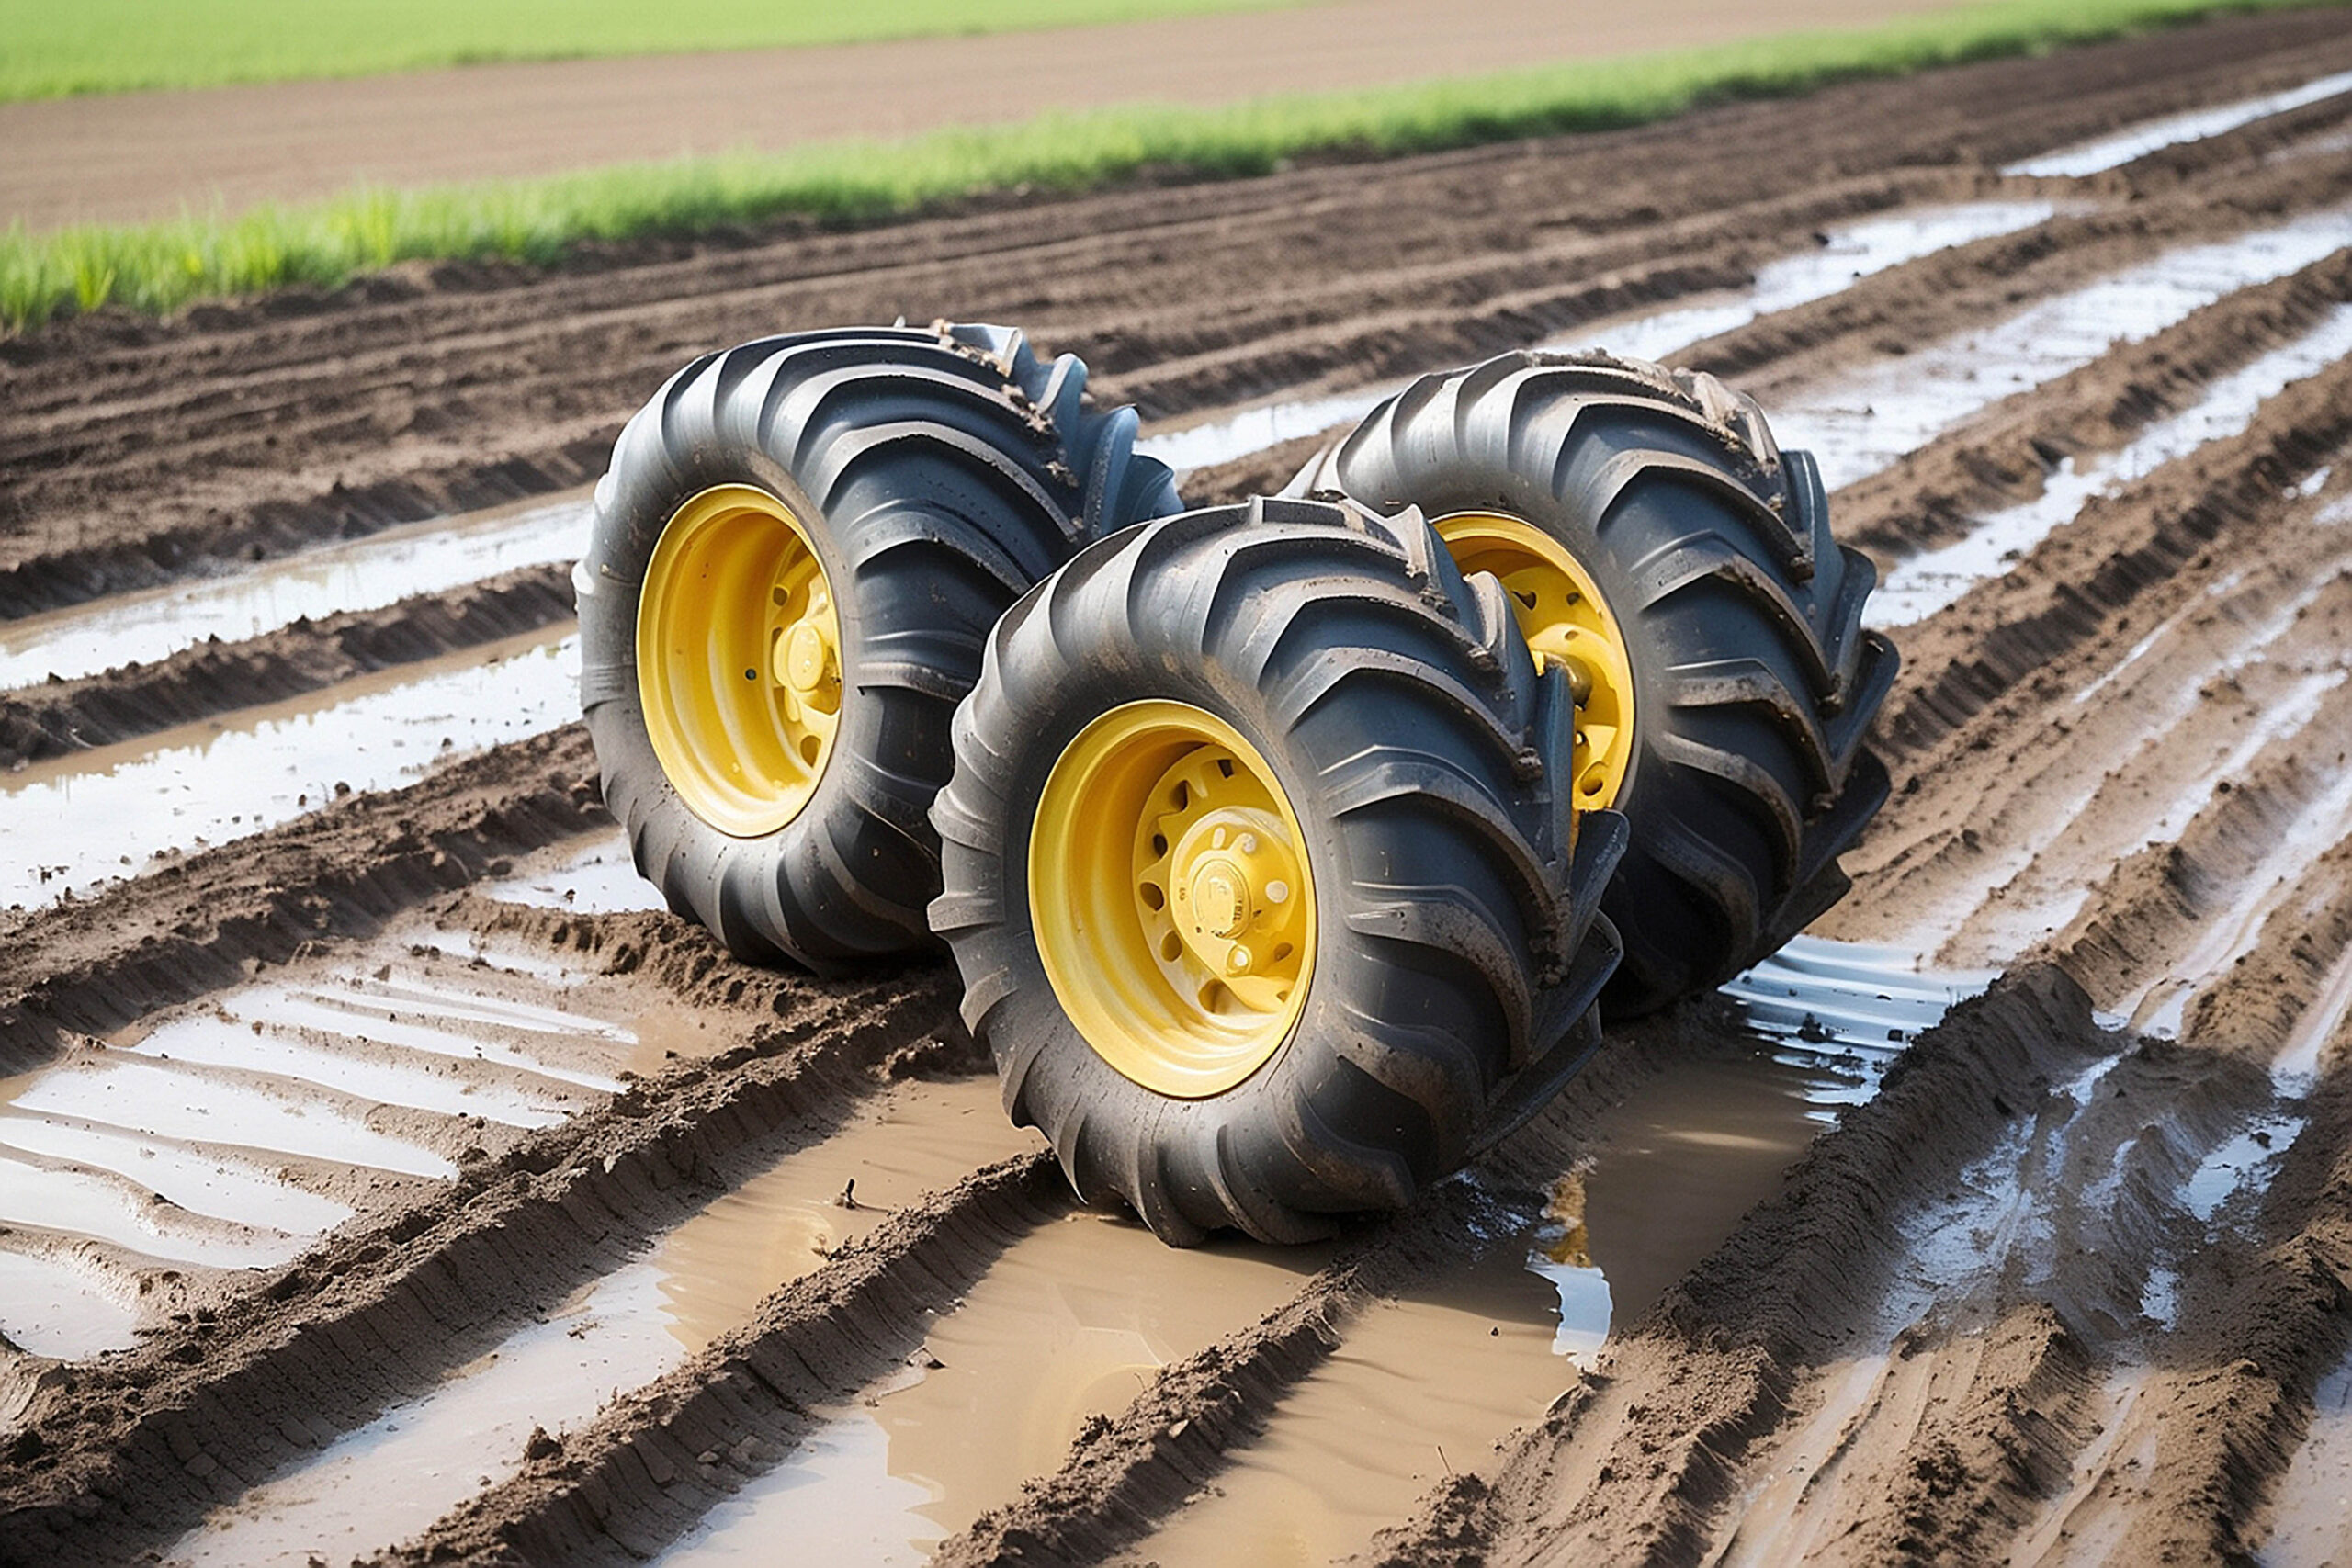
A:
0 0 2338 330
0 0 1300 102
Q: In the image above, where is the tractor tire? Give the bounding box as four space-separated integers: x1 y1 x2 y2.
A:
930 495 1625 1244
577 321 1179 971
1297 350 1895 1014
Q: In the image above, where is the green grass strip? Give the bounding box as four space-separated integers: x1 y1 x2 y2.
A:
2 0 2342 332
0 0 1299 103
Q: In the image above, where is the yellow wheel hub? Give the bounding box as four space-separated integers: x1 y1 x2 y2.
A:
637 484 842 838
1433 511 1636 809
1029 701 1316 1099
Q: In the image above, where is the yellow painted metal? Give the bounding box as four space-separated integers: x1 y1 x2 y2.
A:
1433 511 1636 809
637 483 842 838
1029 700 1316 1099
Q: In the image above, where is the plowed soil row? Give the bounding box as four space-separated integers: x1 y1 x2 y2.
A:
6 11 2352 1568
4 6 2350 615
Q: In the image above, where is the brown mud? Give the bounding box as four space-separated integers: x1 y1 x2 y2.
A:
6 11 2352 1565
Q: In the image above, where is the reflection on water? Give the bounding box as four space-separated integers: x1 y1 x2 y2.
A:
660 1208 1328 1565
0 631 577 909
0 492 588 691
1115 938 1994 1568
161 1076 1037 1568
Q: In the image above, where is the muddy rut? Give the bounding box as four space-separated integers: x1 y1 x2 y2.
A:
6 9 2352 1565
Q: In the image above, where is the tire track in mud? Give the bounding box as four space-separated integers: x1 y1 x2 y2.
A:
6 17 2352 1566
1832 346 2352 958
0 727 604 1072
0 901 970 1566
366 1154 1070 1568
1831 245 2352 563
1401 232 2352 1568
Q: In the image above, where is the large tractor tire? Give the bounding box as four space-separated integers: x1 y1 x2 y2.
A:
577 322 1179 971
1297 351 1896 1015
930 496 1625 1244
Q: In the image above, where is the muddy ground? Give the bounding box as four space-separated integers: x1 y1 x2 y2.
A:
5 8 2352 1564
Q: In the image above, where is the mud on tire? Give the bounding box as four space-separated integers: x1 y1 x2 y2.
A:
930 496 1624 1244
577 322 1180 970
1300 351 1896 1014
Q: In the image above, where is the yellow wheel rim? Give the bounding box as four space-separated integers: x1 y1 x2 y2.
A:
637 484 842 838
1029 701 1316 1099
1433 511 1637 810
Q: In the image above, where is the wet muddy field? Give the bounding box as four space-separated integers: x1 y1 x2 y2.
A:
6 8 2352 1563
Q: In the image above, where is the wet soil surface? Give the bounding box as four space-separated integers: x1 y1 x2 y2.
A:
6 10 2352 1565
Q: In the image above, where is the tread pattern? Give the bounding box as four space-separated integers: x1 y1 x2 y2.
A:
1299 349 1896 1012
578 322 1180 970
931 496 1623 1243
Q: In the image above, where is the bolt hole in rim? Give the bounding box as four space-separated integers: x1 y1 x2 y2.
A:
637 484 842 838
1030 700 1317 1099
1432 511 1635 808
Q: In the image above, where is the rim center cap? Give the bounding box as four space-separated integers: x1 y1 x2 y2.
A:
780 621 832 692
1187 859 1251 941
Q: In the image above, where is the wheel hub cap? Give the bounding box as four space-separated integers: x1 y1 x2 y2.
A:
1170 807 1304 978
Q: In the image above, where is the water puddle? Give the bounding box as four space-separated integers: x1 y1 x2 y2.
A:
1132 201 2056 475
162 1076 1041 1568
1868 302 2352 626
0 1055 453 1182
0 1153 311 1271
0 629 576 911
1530 939 1992 1339
2181 1111 2302 1224
0 942 658 1352
2005 67 2352 178
1772 207 2352 493
1540 201 2061 364
0 492 589 692
1105 1253 1565 1568
0 1112 350 1239
1092 940 1991 1568
481 830 670 917
123 1005 607 1129
2261 1347 2352 1566
0 1247 141 1360
661 1210 1329 1566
